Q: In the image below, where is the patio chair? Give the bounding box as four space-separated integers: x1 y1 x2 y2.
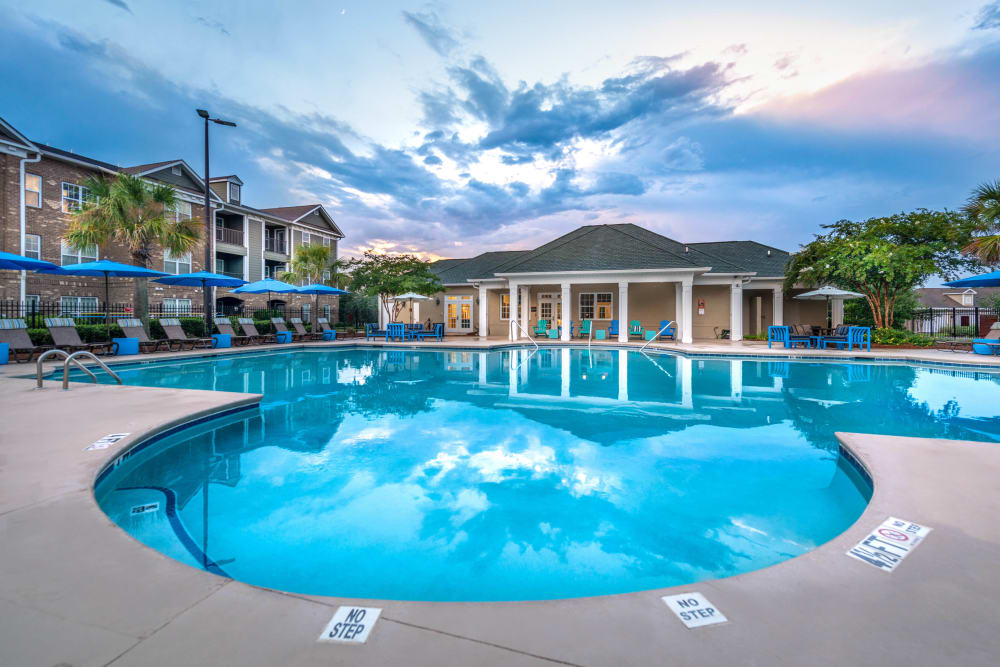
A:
532 319 548 337
767 325 810 349
578 319 593 339
236 318 275 344
365 323 387 341
158 318 213 351
606 320 619 337
658 320 676 340
316 317 334 334
271 317 303 342
386 322 411 342
821 326 871 351
817 325 850 348
628 320 644 338
45 317 113 356
214 318 252 346
288 317 322 341
415 323 444 341
117 319 169 353
0 318 52 363
972 322 1000 356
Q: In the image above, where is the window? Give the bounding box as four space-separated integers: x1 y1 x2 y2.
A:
323 304 331 320
60 296 99 316
24 234 41 260
229 183 240 203
322 270 331 282
302 303 311 323
500 293 510 319
167 200 192 222
61 239 98 265
163 249 192 274
301 231 311 245
265 263 285 279
322 237 331 247
162 298 192 314
171 165 182 176
962 292 973 306
25 174 41 207
26 295 40 309
579 292 613 320
61 182 92 212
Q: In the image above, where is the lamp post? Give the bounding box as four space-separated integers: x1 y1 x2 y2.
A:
196 109 236 326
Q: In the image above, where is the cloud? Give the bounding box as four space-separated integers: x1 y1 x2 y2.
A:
973 1 1000 29
402 10 460 56
195 16 231 37
101 0 132 14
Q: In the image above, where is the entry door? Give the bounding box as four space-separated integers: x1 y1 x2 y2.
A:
446 295 473 333
537 293 561 327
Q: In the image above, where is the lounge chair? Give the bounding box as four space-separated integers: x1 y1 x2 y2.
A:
117 319 169 353
386 322 412 342
972 322 1000 355
415 323 444 341
0 318 52 363
236 318 275 344
767 325 810 349
532 319 548 337
158 318 212 351
628 320 644 338
316 317 334 334
658 320 676 340
289 317 322 341
821 326 871 351
271 317 303 342
214 318 252 346
578 319 593 339
45 317 113 356
606 320 619 337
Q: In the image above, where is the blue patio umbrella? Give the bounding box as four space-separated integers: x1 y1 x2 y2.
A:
292 283 349 324
944 270 1000 288
0 250 60 272
154 271 248 332
40 259 170 341
231 278 299 315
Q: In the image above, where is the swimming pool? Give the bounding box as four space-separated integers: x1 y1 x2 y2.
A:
93 347 1000 601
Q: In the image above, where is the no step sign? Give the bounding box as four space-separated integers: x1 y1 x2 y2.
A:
662 593 727 628
318 606 381 644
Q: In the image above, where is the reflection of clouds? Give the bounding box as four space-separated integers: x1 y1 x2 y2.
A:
467 440 556 482
337 362 373 385
340 425 397 445
448 489 490 527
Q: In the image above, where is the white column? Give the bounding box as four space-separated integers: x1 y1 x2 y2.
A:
508 283 518 341
681 279 693 344
478 284 489 338
560 283 571 341
831 298 845 327
377 295 387 329
520 286 530 333
412 301 420 325
730 359 742 402
730 280 744 342
772 287 784 326
618 281 629 343
675 282 683 340
560 348 570 397
618 349 628 401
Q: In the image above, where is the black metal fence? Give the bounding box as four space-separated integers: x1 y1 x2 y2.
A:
906 307 998 339
0 300 327 324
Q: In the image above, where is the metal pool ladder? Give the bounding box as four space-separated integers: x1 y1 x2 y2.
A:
639 320 675 352
36 349 123 390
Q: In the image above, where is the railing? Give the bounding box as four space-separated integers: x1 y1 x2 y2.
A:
215 226 244 246
264 237 287 254
509 319 539 350
35 349 122 390
215 270 244 279
639 320 675 352
907 307 997 339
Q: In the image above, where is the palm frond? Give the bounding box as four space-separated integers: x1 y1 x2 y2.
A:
963 235 1000 265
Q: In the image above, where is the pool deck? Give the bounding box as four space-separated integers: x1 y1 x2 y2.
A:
1 340 999 666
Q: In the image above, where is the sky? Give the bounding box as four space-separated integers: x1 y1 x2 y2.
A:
1 1 998 261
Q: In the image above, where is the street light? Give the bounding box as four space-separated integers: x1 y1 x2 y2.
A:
196 109 236 326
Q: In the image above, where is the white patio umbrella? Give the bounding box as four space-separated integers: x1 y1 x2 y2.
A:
794 286 865 327
390 292 433 324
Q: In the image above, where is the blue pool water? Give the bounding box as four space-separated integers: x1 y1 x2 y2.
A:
93 347 1000 601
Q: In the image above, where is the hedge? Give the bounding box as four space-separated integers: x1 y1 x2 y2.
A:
27 317 208 346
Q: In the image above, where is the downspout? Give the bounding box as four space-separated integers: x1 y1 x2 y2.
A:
19 150 42 302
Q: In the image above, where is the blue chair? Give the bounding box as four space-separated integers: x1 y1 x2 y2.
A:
607 320 619 337
386 323 410 342
821 326 871 351
768 325 810 349
415 323 444 341
578 319 593 338
658 320 676 340
972 323 1000 355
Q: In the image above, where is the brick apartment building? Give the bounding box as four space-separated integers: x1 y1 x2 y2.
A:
0 115 345 321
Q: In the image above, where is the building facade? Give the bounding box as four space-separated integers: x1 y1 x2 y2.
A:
0 115 344 321
404 224 831 343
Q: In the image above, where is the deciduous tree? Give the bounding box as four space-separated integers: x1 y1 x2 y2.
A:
348 251 443 323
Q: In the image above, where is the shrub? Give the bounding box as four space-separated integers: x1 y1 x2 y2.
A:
149 317 206 339
871 327 934 347
742 332 768 341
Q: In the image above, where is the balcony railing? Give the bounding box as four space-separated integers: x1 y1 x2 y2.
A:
216 270 244 279
265 237 287 254
215 226 244 246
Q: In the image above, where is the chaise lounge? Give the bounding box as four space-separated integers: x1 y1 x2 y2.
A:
271 317 303 342
972 322 1000 355
236 318 275 344
117 319 169 353
45 317 114 356
214 318 253 346
0 318 52 362
158 318 213 351
288 317 322 341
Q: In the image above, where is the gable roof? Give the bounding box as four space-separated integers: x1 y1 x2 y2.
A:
688 241 790 276
209 175 243 184
34 142 119 173
0 116 37 152
258 204 344 238
494 224 743 275
914 287 1000 308
433 251 529 284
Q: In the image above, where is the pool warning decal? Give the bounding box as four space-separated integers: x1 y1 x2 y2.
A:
318 606 381 644
662 593 727 628
85 433 130 451
846 516 931 572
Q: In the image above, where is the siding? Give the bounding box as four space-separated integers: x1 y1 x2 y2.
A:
298 209 334 233
247 217 263 281
145 166 204 193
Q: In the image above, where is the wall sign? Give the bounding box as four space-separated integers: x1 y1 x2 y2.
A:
318 606 381 644
661 592 727 628
847 516 931 572
85 433 130 451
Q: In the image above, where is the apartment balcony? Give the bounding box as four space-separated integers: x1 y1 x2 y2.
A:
216 269 244 279
264 237 287 254
216 226 244 247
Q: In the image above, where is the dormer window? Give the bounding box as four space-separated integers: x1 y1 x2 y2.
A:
229 183 241 204
171 165 182 176
962 291 973 306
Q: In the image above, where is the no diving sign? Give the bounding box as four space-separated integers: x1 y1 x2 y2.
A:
847 516 931 572
318 606 381 644
662 593 727 628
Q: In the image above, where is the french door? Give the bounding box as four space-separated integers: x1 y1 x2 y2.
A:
446 295 473 333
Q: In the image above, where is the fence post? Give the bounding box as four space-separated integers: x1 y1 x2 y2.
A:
951 307 956 337
974 306 980 337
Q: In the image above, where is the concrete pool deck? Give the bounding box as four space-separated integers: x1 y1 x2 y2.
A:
1 342 999 665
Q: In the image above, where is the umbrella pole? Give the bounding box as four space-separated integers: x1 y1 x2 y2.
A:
203 278 210 337
104 272 111 343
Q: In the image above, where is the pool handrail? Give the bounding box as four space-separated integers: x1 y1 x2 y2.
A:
639 320 674 352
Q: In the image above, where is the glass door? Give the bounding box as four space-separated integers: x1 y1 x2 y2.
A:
446 296 474 333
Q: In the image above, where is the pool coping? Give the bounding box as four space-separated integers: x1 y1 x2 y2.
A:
2 357 999 664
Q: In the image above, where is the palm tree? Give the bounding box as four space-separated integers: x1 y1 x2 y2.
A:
65 173 201 325
962 180 1000 265
281 243 335 323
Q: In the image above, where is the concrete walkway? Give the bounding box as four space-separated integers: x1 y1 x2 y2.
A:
1 345 998 665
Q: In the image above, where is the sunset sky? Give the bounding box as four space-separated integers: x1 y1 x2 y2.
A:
2 1 998 260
